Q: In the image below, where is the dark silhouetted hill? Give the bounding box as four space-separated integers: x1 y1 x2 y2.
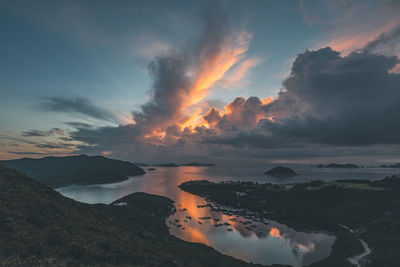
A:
264 166 297 177
0 155 145 187
317 163 359 168
380 163 400 168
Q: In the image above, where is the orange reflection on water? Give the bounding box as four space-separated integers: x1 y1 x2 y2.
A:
177 191 203 221
183 226 209 244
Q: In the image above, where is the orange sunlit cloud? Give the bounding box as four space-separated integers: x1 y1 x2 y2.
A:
141 29 275 141
322 19 400 56
187 31 253 106
179 108 209 130
146 30 254 138
261 97 273 105
219 57 262 88
270 227 282 238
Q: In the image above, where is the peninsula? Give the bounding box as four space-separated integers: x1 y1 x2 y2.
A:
0 155 145 187
316 163 359 168
180 176 400 266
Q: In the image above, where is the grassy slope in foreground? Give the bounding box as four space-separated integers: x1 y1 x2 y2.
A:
0 165 265 267
0 155 145 187
179 178 400 267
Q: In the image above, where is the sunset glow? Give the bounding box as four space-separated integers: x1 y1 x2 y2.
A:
2 1 399 266
270 227 282 239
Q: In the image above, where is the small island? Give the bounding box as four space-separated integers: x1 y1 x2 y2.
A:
264 166 297 177
317 163 359 168
154 163 179 167
380 163 400 168
147 167 156 171
135 162 150 166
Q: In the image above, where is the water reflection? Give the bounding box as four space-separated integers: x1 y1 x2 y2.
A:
168 198 335 266
56 165 396 266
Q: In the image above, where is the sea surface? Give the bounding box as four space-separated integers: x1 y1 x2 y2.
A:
57 164 399 266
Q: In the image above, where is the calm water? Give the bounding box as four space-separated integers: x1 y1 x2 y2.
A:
57 164 399 266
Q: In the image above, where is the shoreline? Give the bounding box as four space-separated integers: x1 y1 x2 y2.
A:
348 239 371 266
52 174 145 188
178 176 400 266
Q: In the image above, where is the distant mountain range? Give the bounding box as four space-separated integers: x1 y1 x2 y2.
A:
154 163 179 167
316 163 359 168
0 155 145 187
379 163 400 168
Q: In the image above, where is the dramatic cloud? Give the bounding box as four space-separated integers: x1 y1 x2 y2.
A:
361 23 400 73
218 57 262 88
67 43 400 162
29 3 400 163
301 0 400 57
40 97 117 123
363 24 400 54
126 5 253 137
205 47 400 148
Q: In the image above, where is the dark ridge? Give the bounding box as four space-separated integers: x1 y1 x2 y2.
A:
380 163 400 168
0 155 145 187
264 166 297 177
316 163 359 168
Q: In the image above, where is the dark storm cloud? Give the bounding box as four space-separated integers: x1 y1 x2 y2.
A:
131 3 233 133
22 130 52 137
68 3 246 157
34 142 76 149
22 128 65 137
56 1 400 162
362 23 400 55
132 52 191 131
40 97 117 123
68 46 400 161
70 124 140 146
64 122 93 129
217 97 268 130
206 47 400 148
203 108 222 126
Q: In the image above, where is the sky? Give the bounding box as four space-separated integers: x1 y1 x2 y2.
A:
1 0 400 164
